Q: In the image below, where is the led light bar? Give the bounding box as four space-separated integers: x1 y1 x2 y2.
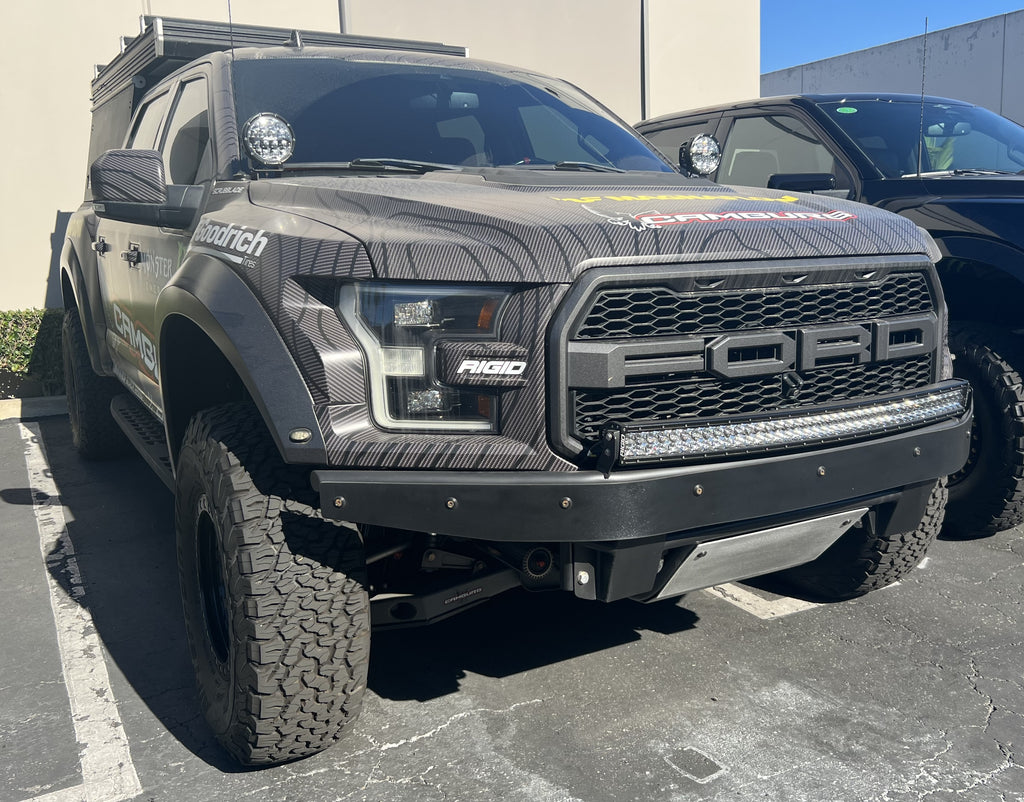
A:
617 382 970 464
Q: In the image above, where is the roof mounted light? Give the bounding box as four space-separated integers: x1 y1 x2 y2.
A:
242 112 295 167
680 134 721 176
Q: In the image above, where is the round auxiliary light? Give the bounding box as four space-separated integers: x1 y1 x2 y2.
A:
680 133 721 176
242 112 295 166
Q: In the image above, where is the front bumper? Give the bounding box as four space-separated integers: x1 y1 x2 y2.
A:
313 404 971 542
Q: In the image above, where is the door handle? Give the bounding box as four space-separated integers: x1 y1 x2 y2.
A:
120 243 142 267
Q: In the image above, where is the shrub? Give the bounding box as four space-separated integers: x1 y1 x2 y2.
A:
0 308 65 397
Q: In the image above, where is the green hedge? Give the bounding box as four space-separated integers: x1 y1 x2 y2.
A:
0 309 65 398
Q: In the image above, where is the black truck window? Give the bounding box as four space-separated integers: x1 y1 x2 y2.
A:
127 90 171 150
230 58 672 172
160 78 211 185
720 114 851 193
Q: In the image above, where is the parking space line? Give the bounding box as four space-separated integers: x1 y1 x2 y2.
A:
705 582 820 619
19 422 142 802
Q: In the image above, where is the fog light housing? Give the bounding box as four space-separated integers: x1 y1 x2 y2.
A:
242 112 295 166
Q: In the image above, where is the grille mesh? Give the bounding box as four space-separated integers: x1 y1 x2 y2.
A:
573 356 934 441
574 272 932 340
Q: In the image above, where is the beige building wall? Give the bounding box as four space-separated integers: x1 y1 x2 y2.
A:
0 1 341 312
1 0 758 312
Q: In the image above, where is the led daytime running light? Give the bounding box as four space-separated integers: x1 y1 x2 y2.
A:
618 385 969 463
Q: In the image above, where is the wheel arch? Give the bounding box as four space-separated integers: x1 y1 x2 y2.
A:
60 230 112 375
156 253 327 468
933 235 1024 326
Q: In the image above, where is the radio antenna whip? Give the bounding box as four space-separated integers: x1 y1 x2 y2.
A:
917 17 929 176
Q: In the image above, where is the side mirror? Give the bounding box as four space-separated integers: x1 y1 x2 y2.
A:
679 134 721 176
90 149 200 228
766 173 837 193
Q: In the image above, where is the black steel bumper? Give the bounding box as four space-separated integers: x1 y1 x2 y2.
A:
313 411 971 542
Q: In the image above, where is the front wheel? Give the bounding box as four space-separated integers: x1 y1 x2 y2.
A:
61 307 130 459
175 403 369 766
775 479 947 601
944 323 1024 537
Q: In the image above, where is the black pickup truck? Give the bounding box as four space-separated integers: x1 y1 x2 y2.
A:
638 93 1024 538
61 22 970 765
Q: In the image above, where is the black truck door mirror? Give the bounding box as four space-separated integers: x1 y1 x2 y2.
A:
90 149 200 228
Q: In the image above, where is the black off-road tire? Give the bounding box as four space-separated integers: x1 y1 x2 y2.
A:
61 307 130 459
945 323 1024 537
777 479 947 601
175 403 369 766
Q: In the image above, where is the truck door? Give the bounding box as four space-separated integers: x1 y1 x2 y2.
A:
128 75 213 414
95 88 172 404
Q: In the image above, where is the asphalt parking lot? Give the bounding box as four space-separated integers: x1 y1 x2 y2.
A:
1 408 1022 802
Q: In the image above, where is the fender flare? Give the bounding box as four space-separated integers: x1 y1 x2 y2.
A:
932 234 1024 286
155 253 327 465
60 226 114 375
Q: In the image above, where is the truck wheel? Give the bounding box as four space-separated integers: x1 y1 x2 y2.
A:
175 403 369 766
777 479 947 601
944 323 1024 537
61 307 130 459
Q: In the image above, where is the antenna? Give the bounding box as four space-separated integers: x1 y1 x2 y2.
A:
916 17 928 176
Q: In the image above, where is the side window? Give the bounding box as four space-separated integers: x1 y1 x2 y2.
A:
160 78 212 185
643 120 718 167
127 91 171 150
719 114 852 195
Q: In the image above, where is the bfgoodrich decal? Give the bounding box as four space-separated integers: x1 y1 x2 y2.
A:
192 220 269 267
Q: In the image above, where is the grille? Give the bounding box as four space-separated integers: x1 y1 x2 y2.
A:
558 264 942 456
574 272 932 340
573 355 934 442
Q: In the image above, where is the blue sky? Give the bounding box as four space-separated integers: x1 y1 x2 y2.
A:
761 1 1024 73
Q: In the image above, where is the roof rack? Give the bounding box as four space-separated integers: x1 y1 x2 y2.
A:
91 15 466 109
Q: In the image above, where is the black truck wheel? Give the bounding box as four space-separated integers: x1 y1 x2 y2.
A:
175 403 369 766
61 307 130 459
777 479 947 601
944 323 1024 537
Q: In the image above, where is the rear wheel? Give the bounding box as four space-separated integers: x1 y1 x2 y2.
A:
61 308 130 459
945 323 1024 537
175 403 369 766
777 479 947 601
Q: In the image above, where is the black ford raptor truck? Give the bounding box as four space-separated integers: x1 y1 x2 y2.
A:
62 17 971 765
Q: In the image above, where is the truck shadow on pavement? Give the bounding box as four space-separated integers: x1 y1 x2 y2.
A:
28 416 700 770
369 589 700 703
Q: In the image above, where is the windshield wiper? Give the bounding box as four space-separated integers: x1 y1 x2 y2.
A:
348 158 459 173
553 161 625 173
916 168 1020 177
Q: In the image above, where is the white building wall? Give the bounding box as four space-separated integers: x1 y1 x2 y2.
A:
761 11 1024 125
1 0 758 311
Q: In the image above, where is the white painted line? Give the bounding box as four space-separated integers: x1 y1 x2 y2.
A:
705 582 820 619
19 422 142 802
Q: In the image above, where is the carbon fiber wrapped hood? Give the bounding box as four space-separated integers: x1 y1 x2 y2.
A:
247 171 936 282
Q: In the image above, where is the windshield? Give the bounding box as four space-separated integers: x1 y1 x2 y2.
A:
817 99 1024 177
231 57 673 173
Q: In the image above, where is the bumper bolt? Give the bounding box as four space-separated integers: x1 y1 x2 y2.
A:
333 497 346 509
560 497 572 509
817 466 827 477
445 497 458 510
693 485 704 496
576 570 590 586
913 447 922 457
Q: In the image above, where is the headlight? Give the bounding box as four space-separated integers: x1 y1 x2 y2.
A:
339 282 515 431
